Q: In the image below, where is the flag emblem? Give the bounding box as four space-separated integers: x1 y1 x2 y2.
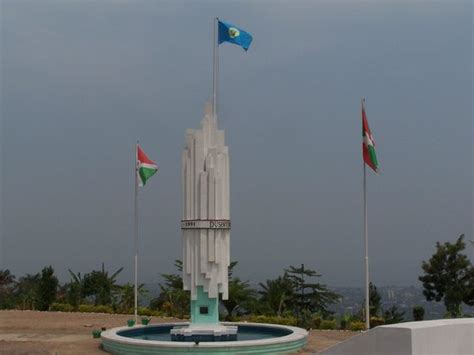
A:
362 100 379 173
137 145 158 187
218 20 253 51
229 27 240 38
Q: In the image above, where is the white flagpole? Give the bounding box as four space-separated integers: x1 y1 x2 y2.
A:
364 158 370 329
212 17 219 118
362 99 370 330
134 141 139 324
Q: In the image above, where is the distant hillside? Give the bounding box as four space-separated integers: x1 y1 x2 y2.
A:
330 286 474 320
144 283 473 320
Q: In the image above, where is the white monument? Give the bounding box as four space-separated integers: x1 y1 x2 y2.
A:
172 102 235 340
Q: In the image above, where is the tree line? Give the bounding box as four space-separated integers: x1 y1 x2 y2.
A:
0 234 472 330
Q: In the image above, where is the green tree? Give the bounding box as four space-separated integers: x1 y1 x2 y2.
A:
152 260 190 317
119 283 148 312
285 264 340 321
0 269 15 286
259 274 294 316
413 306 424 321
465 267 474 307
55 283 69 304
66 269 84 309
221 261 258 319
384 305 405 324
369 282 382 317
82 263 123 305
37 266 59 311
15 273 40 310
419 234 474 317
222 277 257 320
0 269 16 309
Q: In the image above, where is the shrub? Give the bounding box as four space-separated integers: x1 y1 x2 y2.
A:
78 304 113 314
413 306 424 321
319 319 337 330
137 307 153 316
339 314 351 330
50 303 74 312
78 304 95 313
370 317 385 328
118 307 133 315
94 305 113 314
116 307 162 317
297 309 314 329
149 310 164 317
312 316 322 329
161 301 173 315
248 315 298 326
350 321 366 331
92 329 102 338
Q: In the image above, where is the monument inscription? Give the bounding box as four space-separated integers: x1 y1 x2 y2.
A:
181 220 231 229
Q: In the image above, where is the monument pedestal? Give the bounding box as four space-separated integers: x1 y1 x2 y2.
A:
171 324 238 342
190 286 219 324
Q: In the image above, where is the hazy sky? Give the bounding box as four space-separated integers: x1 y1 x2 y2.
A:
1 0 472 288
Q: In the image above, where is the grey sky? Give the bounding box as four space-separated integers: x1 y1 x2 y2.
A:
0 0 472 288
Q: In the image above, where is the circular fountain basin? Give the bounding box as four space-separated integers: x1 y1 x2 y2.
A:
101 322 308 354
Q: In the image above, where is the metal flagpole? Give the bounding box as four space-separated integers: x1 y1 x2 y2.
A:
212 17 218 118
134 141 139 324
364 159 370 329
363 99 370 330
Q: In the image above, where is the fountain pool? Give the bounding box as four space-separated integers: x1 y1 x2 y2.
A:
101 322 308 354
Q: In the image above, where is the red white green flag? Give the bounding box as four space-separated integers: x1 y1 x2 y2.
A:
362 100 379 173
137 145 158 187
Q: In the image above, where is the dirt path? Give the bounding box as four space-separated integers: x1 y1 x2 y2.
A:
0 310 356 354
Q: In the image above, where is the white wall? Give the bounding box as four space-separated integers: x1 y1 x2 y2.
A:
322 319 474 355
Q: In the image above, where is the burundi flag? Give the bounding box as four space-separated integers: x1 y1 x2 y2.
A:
362 100 379 173
218 20 253 51
137 145 158 187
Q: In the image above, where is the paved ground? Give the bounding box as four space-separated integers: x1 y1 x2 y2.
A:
0 310 357 354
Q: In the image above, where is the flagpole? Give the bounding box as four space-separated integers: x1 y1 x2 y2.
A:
364 159 370 329
363 99 370 330
212 17 218 118
134 141 139 324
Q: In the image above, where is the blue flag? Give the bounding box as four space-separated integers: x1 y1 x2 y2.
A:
218 20 253 51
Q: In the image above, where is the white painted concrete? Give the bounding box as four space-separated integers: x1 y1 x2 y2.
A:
181 102 231 301
321 319 474 355
101 322 308 350
170 324 237 337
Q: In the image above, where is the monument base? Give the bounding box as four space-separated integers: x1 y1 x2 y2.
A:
170 324 238 342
